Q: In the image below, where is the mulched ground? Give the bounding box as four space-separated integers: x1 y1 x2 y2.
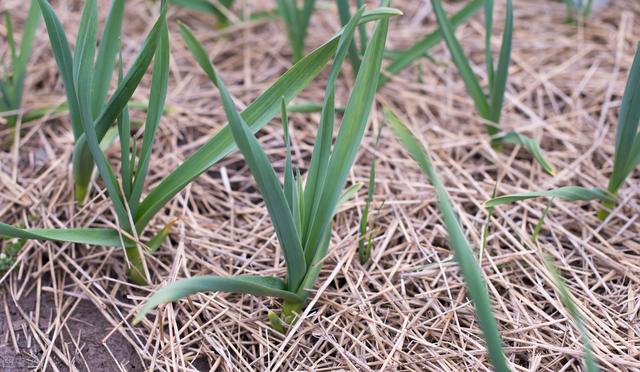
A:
1 0 639 370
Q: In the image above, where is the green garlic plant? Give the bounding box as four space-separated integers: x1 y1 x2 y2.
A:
0 0 40 139
170 0 235 27
276 0 316 62
0 5 400 287
432 0 555 175
134 5 398 327
485 43 639 219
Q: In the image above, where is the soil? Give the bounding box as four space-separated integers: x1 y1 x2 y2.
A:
1 289 142 371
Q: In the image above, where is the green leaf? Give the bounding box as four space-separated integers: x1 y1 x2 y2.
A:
129 23 171 214
431 0 490 119
0 222 121 247
497 131 556 175
302 8 390 267
37 0 84 138
134 276 302 324
282 98 294 211
335 0 361 73
209 62 307 291
544 258 600 372
386 106 509 372
73 0 98 109
608 44 640 194
484 0 495 90
380 0 485 85
488 0 512 129
134 8 401 232
484 186 615 208
302 6 364 241
72 2 168 203
359 125 382 264
92 0 125 116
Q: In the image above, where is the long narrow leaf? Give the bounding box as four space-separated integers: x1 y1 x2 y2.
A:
488 0 512 129
386 107 509 372
210 64 307 291
608 44 640 194
545 258 600 372
0 223 121 247
302 6 364 241
36 0 84 138
431 0 490 119
303 9 390 267
134 8 401 231
129 24 170 213
484 186 615 208
92 0 125 116
484 0 495 90
134 276 303 324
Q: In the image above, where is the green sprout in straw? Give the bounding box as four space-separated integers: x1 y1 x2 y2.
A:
0 3 399 287
385 106 509 372
134 5 398 327
276 0 316 63
432 0 555 175
485 43 639 220
0 0 40 145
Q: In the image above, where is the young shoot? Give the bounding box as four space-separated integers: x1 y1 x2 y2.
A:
0 0 40 141
432 0 555 175
276 0 316 62
134 5 397 328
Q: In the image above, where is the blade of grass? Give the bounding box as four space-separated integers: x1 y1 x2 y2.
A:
531 201 551 242
133 9 401 231
608 44 640 194
431 0 490 119
386 106 509 372
36 0 84 139
302 7 390 267
488 0 512 129
92 0 125 116
282 98 295 211
484 0 495 89
484 186 615 208
381 0 483 86
134 276 303 324
358 125 382 264
210 63 307 291
544 258 600 372
336 0 361 73
129 24 170 214
0 223 121 246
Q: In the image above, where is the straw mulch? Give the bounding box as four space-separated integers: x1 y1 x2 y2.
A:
1 0 639 370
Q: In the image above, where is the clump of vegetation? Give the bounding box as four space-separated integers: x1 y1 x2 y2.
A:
0 0 40 143
276 0 316 62
134 5 398 327
432 0 555 175
485 43 639 219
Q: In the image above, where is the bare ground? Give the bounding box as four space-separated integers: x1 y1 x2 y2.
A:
1 0 639 371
